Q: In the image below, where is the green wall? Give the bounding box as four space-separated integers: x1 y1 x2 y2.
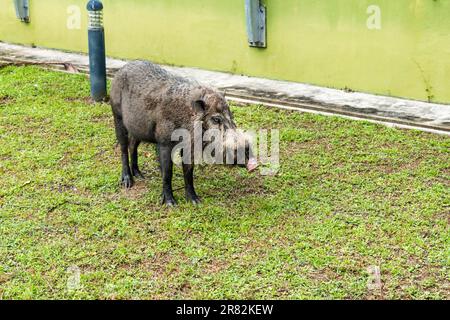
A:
1 0 449 104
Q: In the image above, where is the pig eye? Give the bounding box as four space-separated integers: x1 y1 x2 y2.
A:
211 116 222 125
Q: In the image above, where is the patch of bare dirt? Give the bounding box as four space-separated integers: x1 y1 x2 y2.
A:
119 180 149 200
64 96 94 104
0 95 14 105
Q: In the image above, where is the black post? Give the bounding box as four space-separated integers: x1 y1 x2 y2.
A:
87 0 106 102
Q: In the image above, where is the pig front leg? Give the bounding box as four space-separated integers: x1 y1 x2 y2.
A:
158 144 177 207
183 163 201 205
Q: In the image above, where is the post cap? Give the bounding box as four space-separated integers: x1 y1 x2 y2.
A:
86 0 103 11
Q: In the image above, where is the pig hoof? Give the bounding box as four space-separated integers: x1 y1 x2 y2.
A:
131 168 145 179
164 199 177 207
166 201 176 207
161 195 177 207
121 174 134 189
186 195 201 205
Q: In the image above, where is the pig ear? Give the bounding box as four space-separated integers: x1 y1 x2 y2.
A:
192 99 206 114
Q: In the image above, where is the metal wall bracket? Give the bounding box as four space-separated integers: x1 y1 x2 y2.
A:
13 0 30 23
245 0 266 48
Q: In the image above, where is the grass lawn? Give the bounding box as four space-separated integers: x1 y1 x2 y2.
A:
0 66 449 300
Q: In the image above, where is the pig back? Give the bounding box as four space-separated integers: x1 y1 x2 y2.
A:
112 61 201 143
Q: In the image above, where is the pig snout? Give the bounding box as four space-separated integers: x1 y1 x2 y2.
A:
224 131 258 172
244 143 258 173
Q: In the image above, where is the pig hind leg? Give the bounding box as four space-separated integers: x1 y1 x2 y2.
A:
114 114 133 188
129 136 144 179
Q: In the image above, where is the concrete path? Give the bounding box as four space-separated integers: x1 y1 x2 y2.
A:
1 42 449 135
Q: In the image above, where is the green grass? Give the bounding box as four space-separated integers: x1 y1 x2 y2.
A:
0 66 449 300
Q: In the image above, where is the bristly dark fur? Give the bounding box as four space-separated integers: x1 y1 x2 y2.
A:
111 60 231 144
110 60 245 206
